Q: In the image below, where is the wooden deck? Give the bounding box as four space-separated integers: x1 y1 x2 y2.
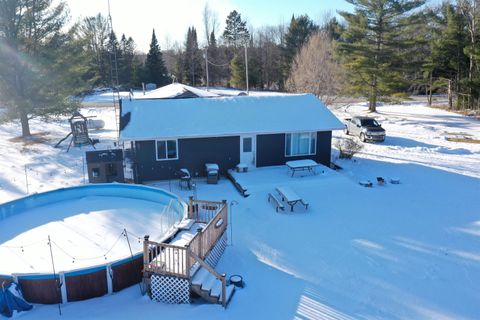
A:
143 198 230 307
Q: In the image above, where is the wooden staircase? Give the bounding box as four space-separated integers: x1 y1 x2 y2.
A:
188 250 235 307
191 266 235 306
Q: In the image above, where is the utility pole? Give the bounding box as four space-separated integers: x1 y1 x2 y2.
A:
244 44 249 94
107 0 120 143
205 47 209 91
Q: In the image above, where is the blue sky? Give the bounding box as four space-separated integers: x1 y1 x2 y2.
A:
230 0 353 26
67 0 354 52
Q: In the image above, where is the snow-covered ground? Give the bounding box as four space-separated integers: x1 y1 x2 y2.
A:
1 100 479 319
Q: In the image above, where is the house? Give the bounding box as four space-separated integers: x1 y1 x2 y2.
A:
137 82 220 99
119 90 344 183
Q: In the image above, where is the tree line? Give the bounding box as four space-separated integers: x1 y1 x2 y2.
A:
1 0 480 137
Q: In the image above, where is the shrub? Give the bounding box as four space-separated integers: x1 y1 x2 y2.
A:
335 138 363 159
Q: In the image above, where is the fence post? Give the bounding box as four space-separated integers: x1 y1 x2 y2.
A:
59 272 67 304
106 264 113 294
143 235 149 268
24 165 29 194
188 196 193 219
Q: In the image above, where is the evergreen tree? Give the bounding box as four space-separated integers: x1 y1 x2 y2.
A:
338 0 425 112
210 31 217 47
144 29 169 86
0 0 86 137
223 10 250 47
77 14 110 86
106 31 120 88
282 15 318 82
430 4 468 107
183 27 203 86
229 54 245 88
207 30 221 85
118 34 140 87
322 16 344 41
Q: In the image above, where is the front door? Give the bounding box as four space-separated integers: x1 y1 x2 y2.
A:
240 135 256 167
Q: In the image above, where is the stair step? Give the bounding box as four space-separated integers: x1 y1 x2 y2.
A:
210 280 223 298
191 267 210 286
201 273 218 292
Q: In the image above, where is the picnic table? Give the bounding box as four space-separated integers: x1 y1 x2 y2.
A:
285 159 319 177
275 186 308 212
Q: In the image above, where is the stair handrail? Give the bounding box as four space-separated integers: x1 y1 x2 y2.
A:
188 249 227 308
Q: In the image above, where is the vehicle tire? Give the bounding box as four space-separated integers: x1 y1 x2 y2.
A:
360 133 366 142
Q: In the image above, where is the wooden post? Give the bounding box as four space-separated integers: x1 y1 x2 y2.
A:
222 200 228 226
221 273 227 308
188 196 194 219
143 235 149 269
185 248 191 279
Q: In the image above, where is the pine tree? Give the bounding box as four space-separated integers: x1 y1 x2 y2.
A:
0 0 87 137
338 0 426 112
118 34 139 87
229 54 245 88
183 27 203 86
77 14 110 86
144 29 169 87
430 4 468 108
223 10 250 48
207 30 221 85
282 15 318 82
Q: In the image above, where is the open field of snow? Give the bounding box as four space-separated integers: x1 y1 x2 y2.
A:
0 99 479 319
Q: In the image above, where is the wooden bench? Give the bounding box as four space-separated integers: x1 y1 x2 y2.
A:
275 186 308 212
299 199 309 210
268 193 284 212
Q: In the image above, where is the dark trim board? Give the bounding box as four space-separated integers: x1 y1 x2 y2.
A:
256 132 332 167
132 131 332 183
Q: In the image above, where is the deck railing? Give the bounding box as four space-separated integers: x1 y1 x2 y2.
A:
143 199 228 280
143 239 189 278
188 198 225 224
188 200 228 267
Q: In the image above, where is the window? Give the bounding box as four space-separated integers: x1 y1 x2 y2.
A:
92 168 100 178
243 137 252 152
285 132 316 156
156 139 178 160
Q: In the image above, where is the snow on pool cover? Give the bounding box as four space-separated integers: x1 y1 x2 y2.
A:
0 184 187 275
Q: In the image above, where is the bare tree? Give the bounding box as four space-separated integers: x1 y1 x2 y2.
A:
202 3 219 46
286 31 343 105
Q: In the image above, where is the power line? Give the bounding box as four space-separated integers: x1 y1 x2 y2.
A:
207 59 230 67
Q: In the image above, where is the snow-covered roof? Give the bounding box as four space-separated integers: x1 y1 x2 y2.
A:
136 83 220 99
119 93 344 141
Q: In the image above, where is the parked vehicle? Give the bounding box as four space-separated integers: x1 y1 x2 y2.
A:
344 116 386 142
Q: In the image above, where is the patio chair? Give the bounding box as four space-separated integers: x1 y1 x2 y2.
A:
377 177 385 185
179 168 192 189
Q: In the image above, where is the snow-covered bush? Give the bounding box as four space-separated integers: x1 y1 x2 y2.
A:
335 138 363 159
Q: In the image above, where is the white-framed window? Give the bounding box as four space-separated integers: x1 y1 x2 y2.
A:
156 139 178 161
285 132 317 157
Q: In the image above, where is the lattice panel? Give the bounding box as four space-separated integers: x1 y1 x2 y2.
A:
151 275 190 304
205 231 227 268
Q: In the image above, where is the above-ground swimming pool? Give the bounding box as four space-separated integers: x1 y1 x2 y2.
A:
0 183 187 303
